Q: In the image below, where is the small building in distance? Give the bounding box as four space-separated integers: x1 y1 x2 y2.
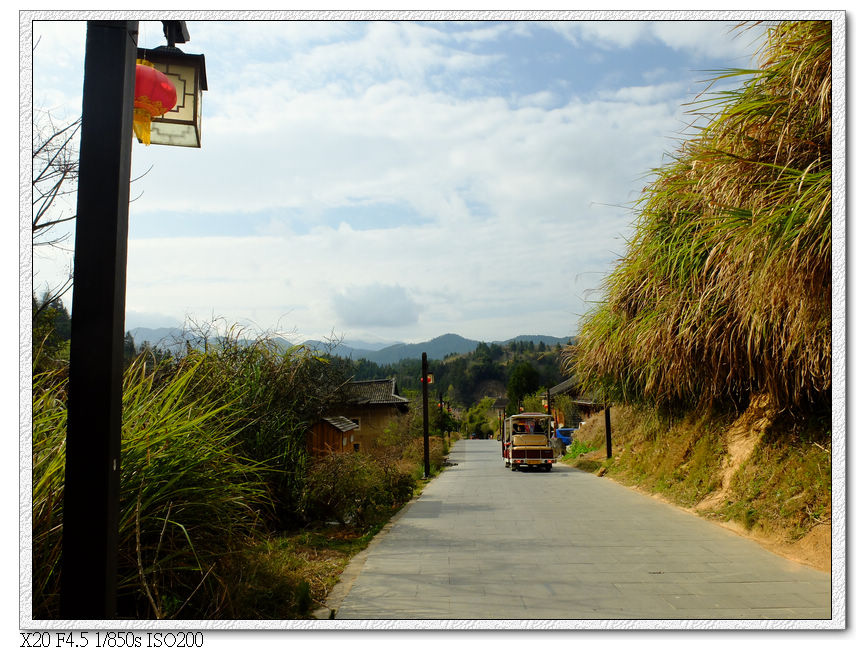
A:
307 416 359 456
548 376 604 429
327 378 411 451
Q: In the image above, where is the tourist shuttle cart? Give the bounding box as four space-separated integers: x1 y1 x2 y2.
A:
502 412 555 472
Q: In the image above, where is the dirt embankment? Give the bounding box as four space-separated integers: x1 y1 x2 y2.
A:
564 398 831 572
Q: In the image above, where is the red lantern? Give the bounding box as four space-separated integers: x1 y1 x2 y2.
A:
133 60 177 145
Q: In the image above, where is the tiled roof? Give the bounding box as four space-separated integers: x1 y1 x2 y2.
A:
343 378 409 406
322 416 360 433
549 376 579 396
549 376 604 406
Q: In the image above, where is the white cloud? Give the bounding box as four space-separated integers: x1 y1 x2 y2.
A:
332 283 422 328
649 21 767 62
29 17 768 342
544 19 764 63
597 81 686 104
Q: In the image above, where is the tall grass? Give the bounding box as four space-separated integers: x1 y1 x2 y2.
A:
181 328 350 528
32 324 443 618
564 21 831 412
32 326 369 618
32 355 269 619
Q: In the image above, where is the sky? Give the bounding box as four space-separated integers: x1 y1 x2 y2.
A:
30 14 781 345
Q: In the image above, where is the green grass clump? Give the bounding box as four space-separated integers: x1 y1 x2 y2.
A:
565 21 831 412
563 439 597 460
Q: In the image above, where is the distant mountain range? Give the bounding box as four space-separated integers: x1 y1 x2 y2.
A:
128 327 572 365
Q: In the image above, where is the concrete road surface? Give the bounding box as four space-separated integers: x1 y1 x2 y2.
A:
330 439 832 620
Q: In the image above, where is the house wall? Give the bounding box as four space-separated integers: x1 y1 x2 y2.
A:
339 405 407 451
307 421 353 456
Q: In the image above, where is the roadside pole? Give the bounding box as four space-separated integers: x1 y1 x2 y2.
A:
605 406 612 459
422 352 430 478
61 20 139 619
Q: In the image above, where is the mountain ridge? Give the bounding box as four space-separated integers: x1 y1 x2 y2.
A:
128 327 572 364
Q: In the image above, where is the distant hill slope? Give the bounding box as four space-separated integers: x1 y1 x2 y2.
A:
309 333 572 364
130 327 570 364
363 334 479 364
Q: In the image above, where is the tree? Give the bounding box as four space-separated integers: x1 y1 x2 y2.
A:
32 111 81 305
461 398 495 439
33 292 72 372
506 362 540 414
123 332 137 367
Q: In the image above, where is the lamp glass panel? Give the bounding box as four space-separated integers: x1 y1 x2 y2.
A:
146 58 202 147
149 121 200 147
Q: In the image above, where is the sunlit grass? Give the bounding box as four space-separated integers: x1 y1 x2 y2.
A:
564 21 831 412
32 355 269 619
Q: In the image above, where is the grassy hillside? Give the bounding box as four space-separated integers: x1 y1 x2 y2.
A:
565 21 831 412
561 20 833 567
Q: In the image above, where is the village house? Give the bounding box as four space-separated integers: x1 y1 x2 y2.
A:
306 416 359 456
548 376 604 429
308 378 410 455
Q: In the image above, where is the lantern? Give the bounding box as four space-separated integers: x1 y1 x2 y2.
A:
133 60 177 145
136 45 207 147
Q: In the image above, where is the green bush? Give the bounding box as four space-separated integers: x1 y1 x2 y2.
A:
404 437 446 472
180 327 349 528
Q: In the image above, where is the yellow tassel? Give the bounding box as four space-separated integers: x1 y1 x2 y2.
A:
133 108 152 145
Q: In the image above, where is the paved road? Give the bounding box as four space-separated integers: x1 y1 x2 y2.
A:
332 439 831 620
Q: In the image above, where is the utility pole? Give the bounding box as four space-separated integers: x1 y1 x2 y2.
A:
438 391 445 442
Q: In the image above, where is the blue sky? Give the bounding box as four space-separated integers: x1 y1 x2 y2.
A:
30 15 784 344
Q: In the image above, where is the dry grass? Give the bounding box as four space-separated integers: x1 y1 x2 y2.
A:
564 21 831 412
219 525 385 619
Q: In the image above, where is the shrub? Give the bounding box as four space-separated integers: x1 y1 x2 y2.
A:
179 326 350 528
404 437 446 472
301 451 414 528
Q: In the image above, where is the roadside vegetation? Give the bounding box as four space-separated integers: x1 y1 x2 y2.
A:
563 405 830 568
562 21 832 567
32 324 456 619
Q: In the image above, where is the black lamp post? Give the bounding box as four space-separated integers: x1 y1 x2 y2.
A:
421 353 430 478
59 20 205 620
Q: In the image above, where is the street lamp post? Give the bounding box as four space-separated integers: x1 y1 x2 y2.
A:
59 20 205 619
421 353 430 478
61 20 139 619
